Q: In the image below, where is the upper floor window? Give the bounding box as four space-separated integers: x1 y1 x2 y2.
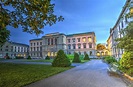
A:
121 21 124 28
82 37 86 42
31 43 32 46
77 38 80 42
88 37 92 42
55 38 57 45
40 42 42 45
72 38 75 43
6 46 8 48
67 39 70 43
31 47 32 51
48 38 50 45
51 38 53 45
34 43 35 46
37 42 39 45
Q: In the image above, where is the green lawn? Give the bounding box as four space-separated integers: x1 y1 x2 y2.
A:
24 59 53 62
0 63 72 87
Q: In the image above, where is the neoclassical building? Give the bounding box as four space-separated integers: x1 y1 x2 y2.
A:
0 41 29 58
66 32 96 58
107 0 133 59
29 32 97 58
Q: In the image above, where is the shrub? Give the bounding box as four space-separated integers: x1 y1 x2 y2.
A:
72 53 81 63
52 50 71 67
119 51 133 76
27 56 31 60
84 54 90 60
45 56 50 60
104 56 117 64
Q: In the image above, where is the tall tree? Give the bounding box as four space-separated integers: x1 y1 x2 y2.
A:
116 21 133 52
96 43 106 50
0 0 64 45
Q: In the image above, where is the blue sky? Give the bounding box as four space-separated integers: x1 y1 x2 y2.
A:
9 0 126 45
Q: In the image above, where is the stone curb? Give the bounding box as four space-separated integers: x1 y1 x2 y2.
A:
124 74 133 81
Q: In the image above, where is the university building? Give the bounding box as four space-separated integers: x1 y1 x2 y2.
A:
0 41 29 58
107 0 133 59
29 32 97 58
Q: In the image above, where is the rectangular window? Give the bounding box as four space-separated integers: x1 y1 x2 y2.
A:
37 47 39 51
37 42 39 45
67 39 70 43
121 21 124 28
34 47 35 51
77 38 80 42
78 44 81 49
40 42 42 45
51 38 53 45
55 38 57 45
48 39 50 45
72 38 75 43
31 47 32 51
34 43 35 46
73 44 76 49
83 43 86 48
31 43 32 46
68 44 71 49
89 43 92 48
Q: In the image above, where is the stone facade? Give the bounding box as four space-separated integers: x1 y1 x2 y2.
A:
0 41 29 58
29 39 43 58
107 0 133 59
66 32 96 58
29 32 97 59
42 32 67 58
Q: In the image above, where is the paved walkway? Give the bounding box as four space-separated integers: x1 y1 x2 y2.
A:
25 60 127 87
0 59 82 67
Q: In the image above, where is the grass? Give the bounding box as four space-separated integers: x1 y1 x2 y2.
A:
24 59 53 62
0 63 72 87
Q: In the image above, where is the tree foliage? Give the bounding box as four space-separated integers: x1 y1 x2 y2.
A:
97 44 106 50
72 52 81 63
84 54 90 60
116 22 133 52
0 28 10 45
119 51 133 76
52 50 71 67
0 0 64 45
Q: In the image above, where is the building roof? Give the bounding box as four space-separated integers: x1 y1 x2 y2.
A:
112 0 131 30
30 38 42 41
66 32 95 37
9 41 29 47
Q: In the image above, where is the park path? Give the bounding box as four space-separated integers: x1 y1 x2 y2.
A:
25 60 127 87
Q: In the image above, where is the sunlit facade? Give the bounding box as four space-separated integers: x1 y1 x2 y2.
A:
108 0 133 59
66 32 97 58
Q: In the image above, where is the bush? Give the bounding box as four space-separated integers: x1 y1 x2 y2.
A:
27 56 31 60
45 56 50 60
52 50 71 67
104 56 117 64
119 51 133 76
72 53 81 63
67 54 74 60
84 54 90 60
